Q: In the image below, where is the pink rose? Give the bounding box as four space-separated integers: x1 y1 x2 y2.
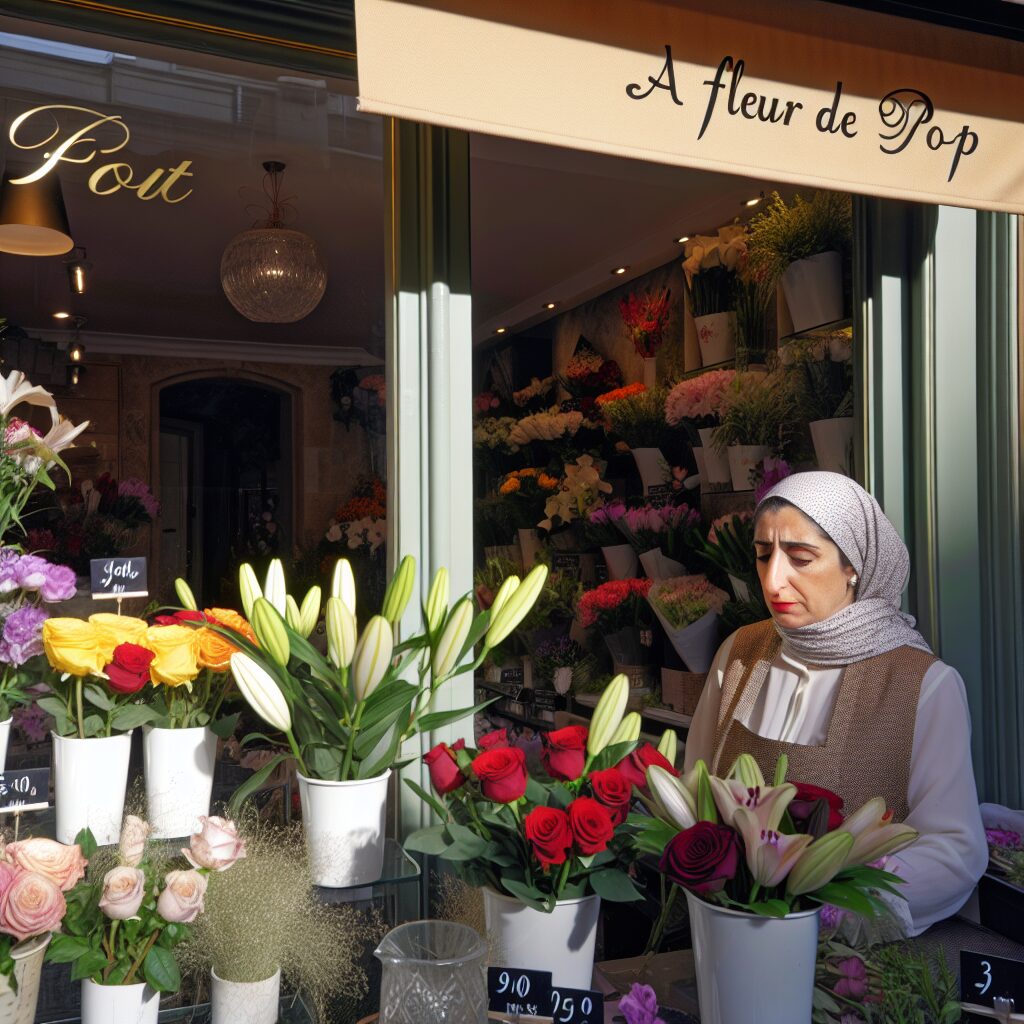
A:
0 871 66 941
182 817 246 872
0 861 18 903
157 870 207 924
98 867 146 920
5 838 87 892
118 816 152 868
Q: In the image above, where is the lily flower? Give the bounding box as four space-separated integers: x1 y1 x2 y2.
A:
836 798 918 867
711 777 796 833
35 415 89 463
648 765 696 831
0 370 57 422
734 806 813 887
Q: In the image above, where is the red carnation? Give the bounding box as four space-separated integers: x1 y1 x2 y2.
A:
568 796 616 856
588 767 633 825
524 806 572 868
472 747 528 803
618 743 679 794
105 643 155 695
477 729 508 751
541 725 588 782
424 743 464 795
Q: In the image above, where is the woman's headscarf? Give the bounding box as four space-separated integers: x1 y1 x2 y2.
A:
757 472 931 665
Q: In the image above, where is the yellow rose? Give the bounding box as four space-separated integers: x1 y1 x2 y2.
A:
144 625 200 688
42 618 105 677
89 614 149 664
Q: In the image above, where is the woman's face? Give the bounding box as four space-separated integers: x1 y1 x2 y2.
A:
754 505 857 628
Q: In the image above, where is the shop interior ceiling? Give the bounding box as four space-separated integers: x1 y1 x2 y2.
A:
0 21 781 362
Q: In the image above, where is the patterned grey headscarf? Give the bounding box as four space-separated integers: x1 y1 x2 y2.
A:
757 471 931 665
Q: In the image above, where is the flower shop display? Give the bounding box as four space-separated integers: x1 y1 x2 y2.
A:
537 455 612 543
585 501 637 580
620 289 672 386
734 276 774 366
747 191 853 333
492 468 560 563
791 332 856 474
406 675 645 988
508 408 585 451
692 511 764 609
578 578 654 686
664 369 737 486
682 227 746 366
635 754 917 1024
647 576 728 673
532 637 589 695
512 375 557 413
613 501 701 580
560 338 624 403
49 814 243 1024
320 477 389 612
0 836 84 1024
596 385 672 494
224 554 546 887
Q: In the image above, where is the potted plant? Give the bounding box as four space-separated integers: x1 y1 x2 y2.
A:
682 228 747 366
494 468 560 565
791 329 855 474
647 575 728 673
222 555 546 888
0 835 85 1023
578 578 654 688
619 288 673 386
596 386 671 494
664 368 737 487
405 675 645 989
635 754 917 1024
532 637 588 696
747 191 853 333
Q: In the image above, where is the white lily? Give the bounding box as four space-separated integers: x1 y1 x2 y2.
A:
263 559 287 616
711 777 796 833
326 596 357 670
487 574 520 623
296 586 321 638
610 711 641 746
331 559 357 617
734 807 813 888
648 765 697 830
836 798 919 867
432 598 473 679
0 370 57 422
352 615 393 701
424 567 450 635
230 652 291 732
238 564 262 619
657 729 677 768
35 416 90 463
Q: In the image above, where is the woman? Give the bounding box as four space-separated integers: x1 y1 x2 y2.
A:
684 472 986 935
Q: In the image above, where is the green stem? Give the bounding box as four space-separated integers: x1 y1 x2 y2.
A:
123 930 160 986
76 677 84 739
209 674 229 720
339 702 364 781
644 884 680 955
554 858 572 901
102 920 120 982
749 881 761 905
285 729 309 777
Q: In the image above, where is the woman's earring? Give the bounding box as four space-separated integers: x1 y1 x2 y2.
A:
848 575 859 588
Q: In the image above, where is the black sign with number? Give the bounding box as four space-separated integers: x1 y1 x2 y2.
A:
488 966 553 1018
646 483 672 497
961 949 1024 1009
0 768 50 812
550 985 604 1024
533 689 560 711
90 557 148 599
500 666 525 685
553 553 582 579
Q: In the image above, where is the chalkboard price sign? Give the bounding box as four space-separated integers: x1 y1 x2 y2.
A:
488 966 552 1018
550 985 604 1024
90 557 148 600
0 768 50 813
961 949 1024 1010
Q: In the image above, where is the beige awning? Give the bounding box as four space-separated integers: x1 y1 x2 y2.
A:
355 0 1024 213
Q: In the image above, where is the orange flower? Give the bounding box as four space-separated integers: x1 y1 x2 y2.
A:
204 608 257 646
517 468 538 478
499 477 522 494
196 628 238 672
595 382 647 406
538 474 560 491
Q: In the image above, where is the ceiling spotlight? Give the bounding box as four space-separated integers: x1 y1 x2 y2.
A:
611 266 629 275
64 246 90 295
743 193 764 207
675 236 690 244
69 365 81 386
69 341 85 362
495 327 508 335
53 311 71 320
543 302 557 310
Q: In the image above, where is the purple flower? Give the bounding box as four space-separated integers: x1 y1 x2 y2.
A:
0 549 19 595
1 605 48 666
117 478 160 519
12 703 50 744
754 457 793 503
986 828 1023 850
618 983 665 1024
834 957 868 1000
13 554 51 592
820 903 845 930
39 563 76 602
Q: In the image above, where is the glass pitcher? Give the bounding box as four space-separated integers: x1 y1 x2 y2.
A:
375 920 488 1024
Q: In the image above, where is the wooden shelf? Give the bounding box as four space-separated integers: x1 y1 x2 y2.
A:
573 692 692 729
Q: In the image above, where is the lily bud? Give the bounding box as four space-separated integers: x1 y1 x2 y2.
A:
586 673 629 757
331 559 357 617
285 595 302 633
424 567 450 635
263 558 287 616
174 578 197 612
773 753 789 787
352 615 394 702
432 598 474 679
326 597 357 669
785 830 854 896
297 586 322 639
837 798 919 867
657 729 678 768
251 598 291 668
610 711 641 746
485 564 548 648
487 574 520 622
238 563 262 619
729 753 765 789
382 555 416 624
648 765 696 830
230 652 291 732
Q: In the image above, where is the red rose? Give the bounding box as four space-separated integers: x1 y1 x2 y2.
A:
478 729 508 751
105 642 155 695
424 743 464 795
660 821 739 895
524 806 572 868
541 725 588 782
472 747 528 803
153 610 206 627
588 767 633 825
568 796 616 855
618 743 679 793
790 782 845 831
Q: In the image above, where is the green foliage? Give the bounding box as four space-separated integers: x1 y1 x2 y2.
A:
735 277 774 361
793 348 854 422
601 386 671 449
686 265 737 317
712 373 800 451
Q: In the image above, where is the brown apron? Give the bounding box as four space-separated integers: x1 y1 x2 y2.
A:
710 620 935 821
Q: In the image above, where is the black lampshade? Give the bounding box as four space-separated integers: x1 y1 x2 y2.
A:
0 163 73 256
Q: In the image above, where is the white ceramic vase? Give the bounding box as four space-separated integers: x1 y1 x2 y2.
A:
601 543 638 581
727 444 771 492
211 967 281 1024
80 979 160 1024
694 312 737 366
631 447 669 494
686 892 820 1024
810 417 854 475
638 549 687 581
483 888 600 991
650 605 721 673
144 725 218 839
697 428 731 485
781 250 844 333
0 934 50 1024
298 769 390 887
53 731 133 846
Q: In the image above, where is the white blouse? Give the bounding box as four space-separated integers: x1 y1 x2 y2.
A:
683 633 988 936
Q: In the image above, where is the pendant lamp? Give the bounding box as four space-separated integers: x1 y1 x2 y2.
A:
0 163 74 256
219 161 326 324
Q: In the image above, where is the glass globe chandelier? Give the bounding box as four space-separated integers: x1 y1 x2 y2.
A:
220 161 327 323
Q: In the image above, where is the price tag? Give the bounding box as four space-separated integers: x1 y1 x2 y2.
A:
533 690 559 711
90 557 148 600
500 666 525 685
646 483 672 497
553 554 581 579
488 966 552 1018
961 949 1024 1009
0 768 50 813
550 986 604 1024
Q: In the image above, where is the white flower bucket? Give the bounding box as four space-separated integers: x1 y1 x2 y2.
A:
727 445 771 492
81 979 160 1024
686 892 819 1024
518 528 545 569
781 250 844 333
0 934 50 1024
143 726 218 839
641 357 658 388
298 769 390 888
0 716 10 774
484 887 600 991
727 574 751 602
651 605 721 673
601 544 638 581
211 967 281 1024
639 549 687 581
53 731 133 846
810 417 854 475
697 428 731 485
694 312 737 367
631 447 669 495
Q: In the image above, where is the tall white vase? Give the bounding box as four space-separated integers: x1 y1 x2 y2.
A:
53 731 133 846
80 979 160 1024
298 769 390 887
483 888 600 991
810 417 854 475
686 892 819 1024
697 428 731 485
601 544 638 581
143 726 217 839
694 312 737 366
781 250 844 333
518 528 544 569
0 934 49 1024
631 447 669 494
211 967 281 1024
727 444 771 491
638 549 687 581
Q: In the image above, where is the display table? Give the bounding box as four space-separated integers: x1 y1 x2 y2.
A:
46 992 316 1023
